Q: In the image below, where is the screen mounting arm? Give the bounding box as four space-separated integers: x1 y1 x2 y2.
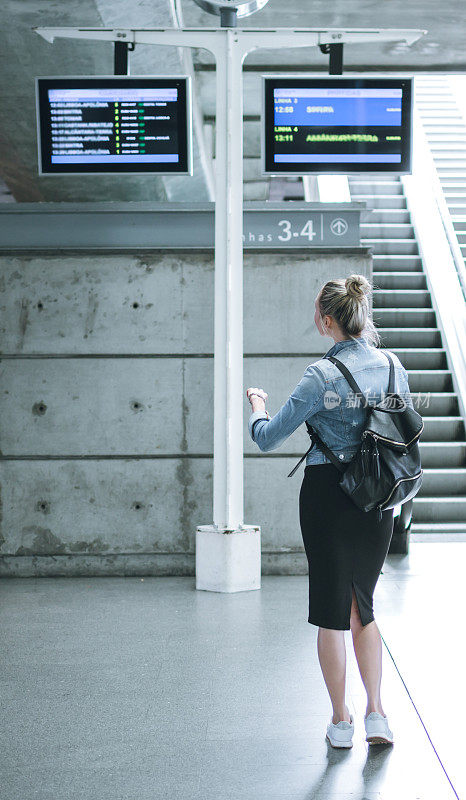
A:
319 42 344 75
114 41 136 76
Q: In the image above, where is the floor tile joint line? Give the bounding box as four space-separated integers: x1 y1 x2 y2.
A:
380 629 459 799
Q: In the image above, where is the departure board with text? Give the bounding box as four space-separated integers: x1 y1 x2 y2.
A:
36 77 192 174
262 77 412 175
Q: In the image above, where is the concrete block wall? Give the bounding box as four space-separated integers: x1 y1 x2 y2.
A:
0 249 372 576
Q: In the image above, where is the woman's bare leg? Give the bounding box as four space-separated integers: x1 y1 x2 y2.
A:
349 588 385 717
317 627 352 724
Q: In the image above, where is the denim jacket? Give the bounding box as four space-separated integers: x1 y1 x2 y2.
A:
248 335 414 467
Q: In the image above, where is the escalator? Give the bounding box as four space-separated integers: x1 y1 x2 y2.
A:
351 174 466 548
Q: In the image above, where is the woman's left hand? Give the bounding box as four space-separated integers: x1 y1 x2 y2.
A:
247 387 268 410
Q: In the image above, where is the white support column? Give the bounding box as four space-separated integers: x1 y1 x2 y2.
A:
317 175 351 202
212 31 245 530
196 31 261 593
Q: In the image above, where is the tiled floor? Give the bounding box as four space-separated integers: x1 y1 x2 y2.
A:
0 543 462 800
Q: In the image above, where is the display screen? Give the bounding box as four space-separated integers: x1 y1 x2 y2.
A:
36 77 192 175
262 77 412 174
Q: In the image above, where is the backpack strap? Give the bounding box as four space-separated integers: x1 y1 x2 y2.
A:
287 421 346 478
304 421 347 472
286 438 316 477
326 349 395 400
325 355 366 400
379 350 395 394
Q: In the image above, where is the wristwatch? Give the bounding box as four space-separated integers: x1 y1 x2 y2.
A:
249 390 270 420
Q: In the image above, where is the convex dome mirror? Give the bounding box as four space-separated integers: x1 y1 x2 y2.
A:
192 0 270 19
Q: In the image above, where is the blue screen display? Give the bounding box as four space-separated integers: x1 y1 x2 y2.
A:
274 89 402 127
264 79 412 174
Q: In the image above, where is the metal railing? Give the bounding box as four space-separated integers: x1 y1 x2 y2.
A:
402 104 466 425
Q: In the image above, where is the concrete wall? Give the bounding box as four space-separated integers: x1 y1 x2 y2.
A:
0 249 372 576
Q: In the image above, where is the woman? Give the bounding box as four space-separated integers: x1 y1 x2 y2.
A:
247 274 414 750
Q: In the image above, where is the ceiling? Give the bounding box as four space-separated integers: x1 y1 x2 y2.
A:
1 0 465 203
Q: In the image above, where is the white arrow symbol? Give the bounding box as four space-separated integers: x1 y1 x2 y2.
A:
330 218 348 236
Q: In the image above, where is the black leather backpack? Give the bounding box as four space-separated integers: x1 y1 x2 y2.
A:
288 350 424 521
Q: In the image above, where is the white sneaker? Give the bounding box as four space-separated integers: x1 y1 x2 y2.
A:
326 714 354 748
364 711 394 745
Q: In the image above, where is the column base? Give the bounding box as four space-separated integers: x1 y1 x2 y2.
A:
195 524 261 592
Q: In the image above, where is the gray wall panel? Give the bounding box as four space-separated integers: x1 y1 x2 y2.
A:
1 356 330 456
0 251 370 355
244 252 372 353
0 458 305 561
0 358 209 456
0 459 210 557
0 253 214 355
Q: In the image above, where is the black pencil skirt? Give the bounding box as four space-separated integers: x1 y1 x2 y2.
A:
299 463 394 631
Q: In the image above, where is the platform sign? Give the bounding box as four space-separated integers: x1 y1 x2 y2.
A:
35 76 192 175
262 75 413 175
0 203 365 250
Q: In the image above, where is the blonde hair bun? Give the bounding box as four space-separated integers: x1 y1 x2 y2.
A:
345 274 371 299
317 273 380 347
